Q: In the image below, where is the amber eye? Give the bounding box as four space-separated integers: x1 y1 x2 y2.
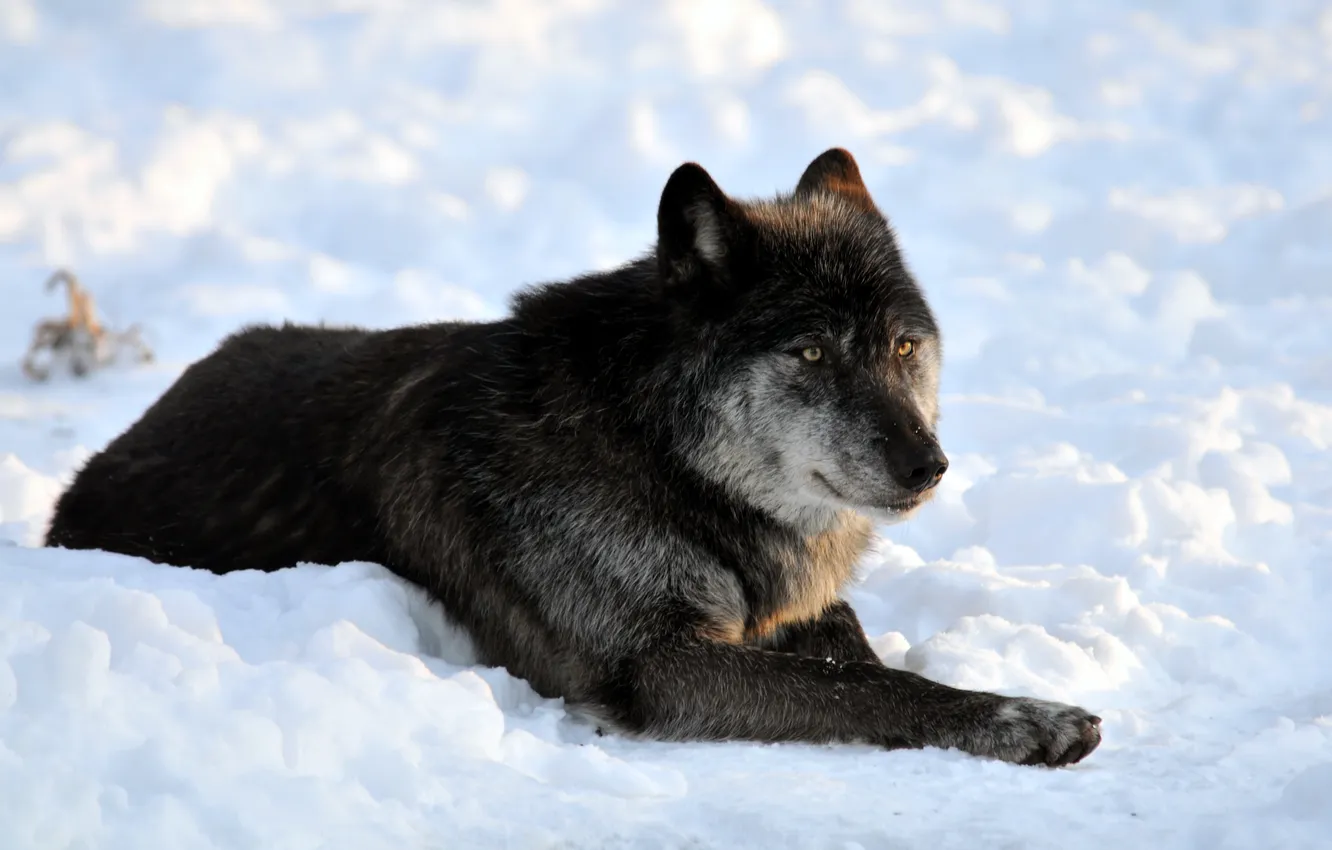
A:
897 340 915 358
801 346 823 362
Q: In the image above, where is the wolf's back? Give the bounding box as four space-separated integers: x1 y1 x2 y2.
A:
45 323 386 573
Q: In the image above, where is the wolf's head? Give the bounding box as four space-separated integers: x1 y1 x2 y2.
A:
659 149 946 530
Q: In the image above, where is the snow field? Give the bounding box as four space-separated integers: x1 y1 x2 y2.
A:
1 1 1331 847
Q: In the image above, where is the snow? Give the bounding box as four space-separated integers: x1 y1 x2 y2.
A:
1 0 1330 846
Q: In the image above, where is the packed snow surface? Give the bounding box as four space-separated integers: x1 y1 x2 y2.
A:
2 1 1331 847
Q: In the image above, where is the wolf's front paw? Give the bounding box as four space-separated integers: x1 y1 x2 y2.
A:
968 696 1102 767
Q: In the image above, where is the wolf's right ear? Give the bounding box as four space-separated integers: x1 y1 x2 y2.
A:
657 162 742 289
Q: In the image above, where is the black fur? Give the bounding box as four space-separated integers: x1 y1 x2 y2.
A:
46 149 1101 766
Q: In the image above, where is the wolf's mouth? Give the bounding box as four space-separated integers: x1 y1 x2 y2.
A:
812 472 923 514
811 471 848 501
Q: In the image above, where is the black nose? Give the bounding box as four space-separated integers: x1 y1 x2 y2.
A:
893 452 948 492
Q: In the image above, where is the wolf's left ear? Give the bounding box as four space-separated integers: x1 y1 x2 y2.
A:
657 162 744 289
794 148 880 216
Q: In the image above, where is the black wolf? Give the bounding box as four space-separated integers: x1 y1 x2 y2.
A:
46 149 1102 766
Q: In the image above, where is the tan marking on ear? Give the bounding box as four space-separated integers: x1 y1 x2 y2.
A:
794 147 880 215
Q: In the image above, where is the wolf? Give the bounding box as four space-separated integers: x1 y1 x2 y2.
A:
46 148 1102 767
